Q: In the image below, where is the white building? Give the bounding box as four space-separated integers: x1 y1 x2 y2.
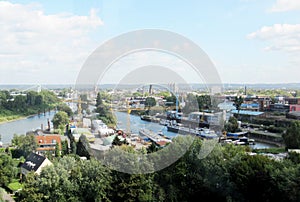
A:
92 120 114 136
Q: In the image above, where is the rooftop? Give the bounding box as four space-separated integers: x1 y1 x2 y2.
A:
21 153 46 172
231 110 264 116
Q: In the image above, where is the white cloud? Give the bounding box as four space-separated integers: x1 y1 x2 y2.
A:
268 0 300 12
247 23 300 82
247 24 300 53
0 1 103 84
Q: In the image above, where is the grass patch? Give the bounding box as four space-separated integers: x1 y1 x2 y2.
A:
252 147 286 154
0 115 24 123
7 180 23 192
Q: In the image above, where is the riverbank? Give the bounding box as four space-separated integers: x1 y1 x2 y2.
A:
0 115 26 125
0 110 56 125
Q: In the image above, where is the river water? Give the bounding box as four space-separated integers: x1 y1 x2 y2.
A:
0 111 55 144
114 111 274 149
0 110 274 149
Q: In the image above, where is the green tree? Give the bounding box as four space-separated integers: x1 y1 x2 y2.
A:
283 121 300 149
57 103 73 117
145 97 156 108
234 96 244 118
106 146 156 201
0 153 17 187
71 141 77 155
96 92 103 107
52 111 69 129
11 134 38 157
183 93 198 113
224 116 239 133
95 91 115 125
112 136 127 146
196 95 212 110
61 139 69 156
165 95 177 107
19 156 112 202
18 172 44 202
133 92 143 98
228 155 278 201
26 91 38 106
13 95 26 112
55 142 60 157
76 135 91 159
39 90 60 105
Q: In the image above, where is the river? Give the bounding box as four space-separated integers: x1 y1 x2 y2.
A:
0 110 275 149
0 111 55 145
113 111 274 149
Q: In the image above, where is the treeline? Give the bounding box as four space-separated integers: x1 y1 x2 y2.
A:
95 92 116 126
3 137 299 202
0 90 60 118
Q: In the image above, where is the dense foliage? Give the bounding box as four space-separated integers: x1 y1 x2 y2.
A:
144 97 156 108
182 94 214 114
0 153 18 187
2 137 298 202
95 92 116 126
283 121 300 149
224 116 240 133
51 111 69 130
11 134 38 158
0 90 60 122
18 156 112 202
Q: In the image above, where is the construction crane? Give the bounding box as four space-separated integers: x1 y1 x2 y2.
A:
77 96 82 118
127 103 131 135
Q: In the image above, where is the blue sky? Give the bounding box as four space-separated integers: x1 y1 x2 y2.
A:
1 0 300 84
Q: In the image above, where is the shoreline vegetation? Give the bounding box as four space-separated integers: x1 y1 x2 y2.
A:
0 112 47 125
0 115 25 124
0 90 62 125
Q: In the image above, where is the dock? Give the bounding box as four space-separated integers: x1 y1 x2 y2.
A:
139 129 172 145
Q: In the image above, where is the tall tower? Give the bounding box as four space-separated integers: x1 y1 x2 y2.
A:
149 84 153 95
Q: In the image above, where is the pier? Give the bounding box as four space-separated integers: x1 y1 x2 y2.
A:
139 128 172 146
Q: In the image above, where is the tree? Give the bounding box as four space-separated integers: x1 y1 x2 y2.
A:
234 96 244 119
0 153 17 187
95 98 116 126
71 141 77 155
26 91 38 106
133 92 143 98
112 136 127 146
11 134 38 157
13 95 26 112
224 116 239 133
183 93 198 114
19 172 44 201
76 135 91 159
18 156 112 202
57 103 73 117
283 121 300 149
55 142 60 157
52 111 69 129
165 95 177 107
61 139 69 156
96 92 103 107
228 155 278 202
145 97 156 108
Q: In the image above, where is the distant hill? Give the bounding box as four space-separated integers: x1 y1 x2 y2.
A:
1 83 300 90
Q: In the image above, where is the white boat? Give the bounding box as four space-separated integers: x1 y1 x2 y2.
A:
159 119 169 126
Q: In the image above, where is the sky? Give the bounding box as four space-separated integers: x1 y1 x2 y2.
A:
0 0 300 85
